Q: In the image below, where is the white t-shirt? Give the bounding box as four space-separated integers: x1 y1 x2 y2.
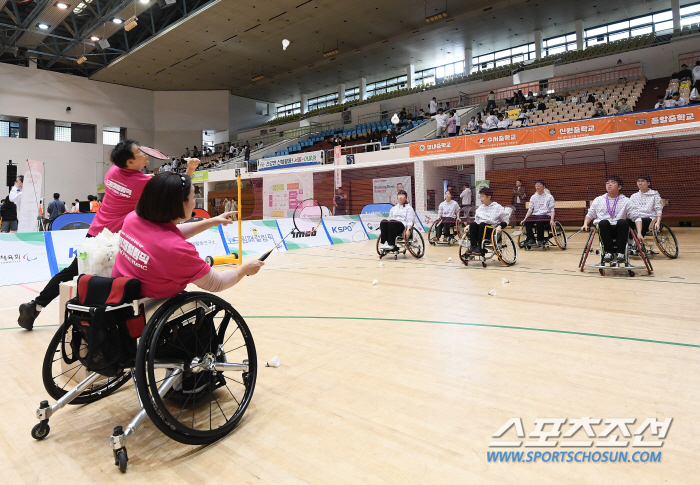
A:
428 100 437 113
9 186 22 214
528 192 555 217
388 203 415 227
432 113 449 128
497 119 510 129
438 200 460 219
460 188 472 205
630 189 663 219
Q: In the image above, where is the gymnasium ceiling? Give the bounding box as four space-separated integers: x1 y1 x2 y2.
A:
0 0 680 103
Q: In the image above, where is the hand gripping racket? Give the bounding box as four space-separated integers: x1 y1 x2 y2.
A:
258 199 323 261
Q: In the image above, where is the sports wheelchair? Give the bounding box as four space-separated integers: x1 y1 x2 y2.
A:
32 275 256 473
427 206 473 247
578 224 652 277
627 219 679 260
457 206 518 267
376 225 425 260
514 220 567 251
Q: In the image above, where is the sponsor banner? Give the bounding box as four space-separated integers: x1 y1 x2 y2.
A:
0 233 51 287
257 150 324 171
276 217 331 250
221 220 286 256
358 212 390 240
532 117 616 143
465 130 534 150
323 215 368 244
617 106 699 132
475 180 490 206
372 176 413 205
416 211 439 232
191 170 209 183
18 160 44 233
97 183 105 193
409 136 466 157
186 226 228 261
50 229 88 271
262 172 313 218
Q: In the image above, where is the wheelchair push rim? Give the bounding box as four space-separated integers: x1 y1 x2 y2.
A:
653 223 679 259
404 227 425 259
552 221 567 250
492 229 517 266
135 292 257 445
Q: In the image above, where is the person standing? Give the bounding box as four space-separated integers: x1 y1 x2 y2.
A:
428 97 438 115
46 193 66 229
453 110 461 134
426 108 449 138
9 176 22 215
460 184 472 207
224 197 232 213
486 91 497 112
334 187 348 215
511 179 527 228
231 197 238 221
0 197 18 233
244 142 251 161
185 147 191 157
446 112 457 137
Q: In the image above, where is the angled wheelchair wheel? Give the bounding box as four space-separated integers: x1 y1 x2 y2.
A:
404 227 425 259
42 324 131 405
514 225 526 248
492 230 517 266
457 231 471 265
630 229 653 275
135 292 257 446
428 221 439 245
653 223 678 259
552 221 567 250
376 236 382 256
579 228 596 272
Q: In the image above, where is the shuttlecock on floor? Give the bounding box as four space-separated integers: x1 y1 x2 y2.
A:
447 257 453 262
502 277 509 284
379 262 385 267
372 279 378 285
488 289 497 296
265 356 280 368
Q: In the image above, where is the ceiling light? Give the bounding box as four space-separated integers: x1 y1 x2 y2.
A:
140 0 149 3
37 23 50 30
55 2 70 9
112 18 123 24
76 55 87 64
323 48 338 58
252 74 264 82
282 39 290 50
90 36 100 41
124 16 138 31
425 12 448 23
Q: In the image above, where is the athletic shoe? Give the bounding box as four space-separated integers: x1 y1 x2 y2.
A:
616 253 626 265
18 301 40 331
380 242 391 250
603 253 613 263
536 240 545 246
524 238 536 246
472 246 483 255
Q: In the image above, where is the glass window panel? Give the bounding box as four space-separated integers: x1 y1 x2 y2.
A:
55 125 71 142
653 11 672 22
454 62 464 74
609 31 629 41
567 42 577 51
495 58 510 67
528 43 536 51
387 85 398 92
547 35 567 46
0 121 9 137
435 66 445 78
479 53 494 62
398 75 407 82
631 26 653 36
654 20 673 31
9 122 19 138
681 4 700 15
566 34 577 42
494 49 511 59
548 45 566 55
586 26 608 37
102 129 120 145
681 14 700 26
422 75 435 84
471 66 479 74
444 63 454 76
375 80 386 88
512 45 528 54
608 21 629 32
511 54 524 63
630 15 652 27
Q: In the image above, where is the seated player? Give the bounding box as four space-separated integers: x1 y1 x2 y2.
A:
111 173 263 299
466 187 508 255
629 174 663 238
436 190 460 241
520 180 555 246
379 190 413 251
582 175 642 265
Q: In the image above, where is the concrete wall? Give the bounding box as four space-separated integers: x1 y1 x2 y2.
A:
229 94 276 142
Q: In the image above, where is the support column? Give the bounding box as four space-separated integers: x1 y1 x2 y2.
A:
474 154 487 204
575 19 584 51
338 83 345 105
301 94 309 114
407 64 415 88
465 48 473 74
671 0 681 32
534 30 542 60
267 102 276 118
359 77 367 101
414 161 426 211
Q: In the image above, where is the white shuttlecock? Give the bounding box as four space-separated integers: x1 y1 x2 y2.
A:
502 277 509 284
488 289 497 296
391 113 400 124
372 279 378 285
447 257 452 262
265 356 280 368
379 262 385 267
282 39 290 51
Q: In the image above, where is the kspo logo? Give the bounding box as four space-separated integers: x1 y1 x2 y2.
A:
331 222 356 233
490 417 672 448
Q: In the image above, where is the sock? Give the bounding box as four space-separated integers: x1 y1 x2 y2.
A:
35 304 43 311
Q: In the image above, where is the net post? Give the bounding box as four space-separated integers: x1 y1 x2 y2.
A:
237 172 243 265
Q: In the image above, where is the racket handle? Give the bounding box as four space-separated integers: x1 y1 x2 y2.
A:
258 250 272 261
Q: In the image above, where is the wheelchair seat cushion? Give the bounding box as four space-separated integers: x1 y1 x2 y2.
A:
76 274 141 306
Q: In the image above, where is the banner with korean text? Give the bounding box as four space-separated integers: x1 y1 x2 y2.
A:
258 150 324 171
410 137 466 157
532 117 616 143
464 130 534 150
0 233 52 286
616 106 698 132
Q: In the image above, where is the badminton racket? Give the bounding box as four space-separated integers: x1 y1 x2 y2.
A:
139 146 171 160
567 228 588 240
258 199 323 261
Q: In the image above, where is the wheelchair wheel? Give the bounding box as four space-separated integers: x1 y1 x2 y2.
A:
457 231 471 264
514 225 525 248
42 324 131 404
428 221 439 245
630 229 653 275
135 292 257 445
492 230 517 266
653 223 679 259
579 228 596 271
552 222 567 250
404 227 425 259
375 236 382 256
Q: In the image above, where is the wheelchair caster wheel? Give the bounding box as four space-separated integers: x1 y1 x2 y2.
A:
463 261 468 266
599 269 605 276
394 255 397 260
31 421 50 440
628 270 635 277
595 250 600 255
482 262 487 268
114 448 128 473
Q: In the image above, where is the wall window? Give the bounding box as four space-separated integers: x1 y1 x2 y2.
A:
277 102 300 117
103 126 121 145
309 92 339 111
0 116 27 138
36 119 96 143
345 87 359 102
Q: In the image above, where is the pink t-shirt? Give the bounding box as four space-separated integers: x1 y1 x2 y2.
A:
88 165 150 236
111 212 210 299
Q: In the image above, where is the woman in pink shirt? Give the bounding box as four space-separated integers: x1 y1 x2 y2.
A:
112 173 263 298
18 140 199 330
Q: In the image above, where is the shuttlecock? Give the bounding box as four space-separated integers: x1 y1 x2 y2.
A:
488 289 497 296
447 257 452 262
265 356 280 367
372 279 378 285
282 39 290 51
391 113 400 124
379 262 385 267
502 277 509 284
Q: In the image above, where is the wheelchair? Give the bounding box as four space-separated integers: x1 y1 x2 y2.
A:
427 207 472 247
627 219 679 260
578 224 652 277
376 225 425 260
32 281 257 473
457 207 518 267
514 220 567 251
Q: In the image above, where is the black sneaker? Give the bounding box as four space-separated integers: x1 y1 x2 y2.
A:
524 238 536 246
472 246 483 255
603 253 613 264
18 301 40 330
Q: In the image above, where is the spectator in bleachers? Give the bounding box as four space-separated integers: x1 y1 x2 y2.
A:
418 109 425 117
496 114 511 130
536 99 547 112
506 90 518 106
517 109 530 126
678 64 692 82
427 107 449 138
693 61 700 93
571 94 579 104
386 129 397 145
665 91 687 107
185 147 190 157
453 110 461 134
486 91 497 111
614 98 632 114
483 111 499 131
244 142 250 161
586 93 596 104
399 108 408 120
536 87 546 98
591 102 607 117
447 112 457 137
465 116 478 133
526 91 534 103
511 180 527 227
654 95 665 109
428 97 438 115
193 146 201 158
229 144 235 157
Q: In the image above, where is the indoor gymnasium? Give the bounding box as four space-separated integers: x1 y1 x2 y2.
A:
1 1 699 483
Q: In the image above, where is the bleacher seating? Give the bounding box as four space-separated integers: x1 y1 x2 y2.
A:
665 78 693 103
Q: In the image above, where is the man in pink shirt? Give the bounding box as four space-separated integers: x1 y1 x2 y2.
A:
18 140 199 330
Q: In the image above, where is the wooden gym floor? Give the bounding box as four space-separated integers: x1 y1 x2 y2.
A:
0 227 699 484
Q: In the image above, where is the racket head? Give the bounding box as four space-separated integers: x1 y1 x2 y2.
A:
293 199 323 233
139 145 170 160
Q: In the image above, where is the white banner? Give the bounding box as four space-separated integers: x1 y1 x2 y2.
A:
0 233 51 286
186 226 228 260
262 172 314 218
17 160 43 232
50 229 88 271
221 220 286 257
323 215 368 243
372 176 412 205
276 218 331 250
416 211 439 232
358 211 390 240
257 150 324 172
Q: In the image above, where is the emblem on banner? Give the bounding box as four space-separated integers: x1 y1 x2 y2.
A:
549 129 556 136
419 144 426 151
